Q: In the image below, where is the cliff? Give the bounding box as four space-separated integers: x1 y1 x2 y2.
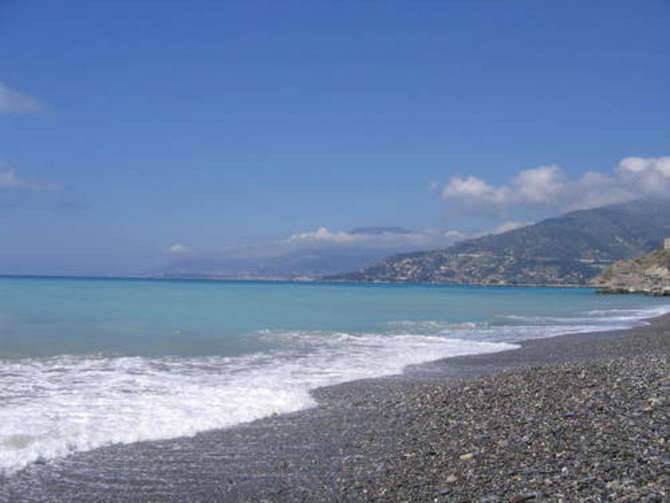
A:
592 248 670 296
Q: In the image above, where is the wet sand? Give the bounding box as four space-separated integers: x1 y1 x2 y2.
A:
1 314 669 502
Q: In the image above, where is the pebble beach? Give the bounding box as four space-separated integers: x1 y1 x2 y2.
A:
2 313 669 502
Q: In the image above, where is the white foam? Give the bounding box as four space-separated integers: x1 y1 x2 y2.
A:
4 300 668 477
502 304 670 334
0 334 515 476
585 304 670 319
384 320 489 334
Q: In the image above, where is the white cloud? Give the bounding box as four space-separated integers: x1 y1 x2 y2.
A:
442 176 500 202
568 171 632 210
0 168 61 191
513 165 563 203
288 227 360 244
0 82 43 114
442 229 468 241
167 243 191 255
440 156 670 214
616 156 670 194
490 221 533 234
287 227 467 251
442 165 564 207
617 156 670 176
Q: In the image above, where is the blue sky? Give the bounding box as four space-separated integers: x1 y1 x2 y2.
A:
1 1 669 275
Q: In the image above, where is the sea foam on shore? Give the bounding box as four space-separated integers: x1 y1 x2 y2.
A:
2 312 669 502
0 334 515 476
1 278 669 492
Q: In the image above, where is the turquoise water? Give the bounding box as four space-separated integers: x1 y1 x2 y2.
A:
1 276 669 475
2 276 667 358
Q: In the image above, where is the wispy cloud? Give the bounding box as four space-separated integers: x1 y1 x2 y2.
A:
167 243 191 255
167 227 470 264
440 156 669 215
0 82 44 114
490 221 533 234
287 227 466 250
616 156 670 194
288 227 361 245
0 168 61 191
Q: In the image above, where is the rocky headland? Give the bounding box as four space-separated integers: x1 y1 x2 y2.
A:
594 248 670 296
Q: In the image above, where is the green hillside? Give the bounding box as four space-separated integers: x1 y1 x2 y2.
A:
328 199 670 285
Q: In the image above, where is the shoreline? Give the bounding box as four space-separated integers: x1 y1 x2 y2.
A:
2 313 669 502
0 273 599 288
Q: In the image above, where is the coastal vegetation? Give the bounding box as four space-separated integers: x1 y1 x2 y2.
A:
328 199 670 286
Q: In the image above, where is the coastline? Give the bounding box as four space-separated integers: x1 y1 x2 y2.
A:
0 272 598 288
2 312 669 502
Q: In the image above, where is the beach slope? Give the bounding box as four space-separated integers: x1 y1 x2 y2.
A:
1 316 669 502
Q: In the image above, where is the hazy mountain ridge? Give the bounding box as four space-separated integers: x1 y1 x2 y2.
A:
160 226 460 279
162 247 397 279
327 199 670 285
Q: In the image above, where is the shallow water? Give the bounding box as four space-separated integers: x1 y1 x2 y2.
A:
1 276 668 475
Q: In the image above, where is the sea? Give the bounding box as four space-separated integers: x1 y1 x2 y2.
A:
1 276 669 477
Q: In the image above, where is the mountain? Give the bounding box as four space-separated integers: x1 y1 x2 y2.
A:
592 247 670 296
157 227 426 279
162 247 397 280
327 198 670 285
